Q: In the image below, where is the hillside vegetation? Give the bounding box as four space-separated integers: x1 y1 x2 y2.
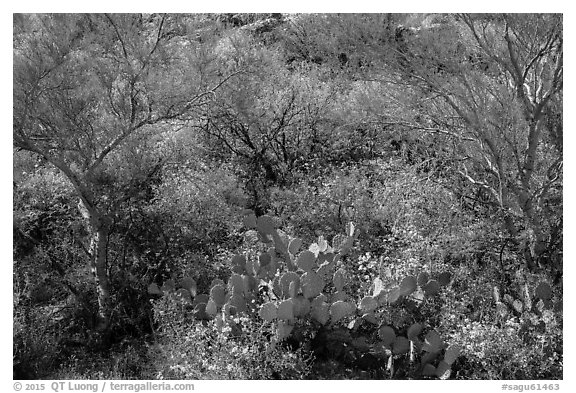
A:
13 13 562 380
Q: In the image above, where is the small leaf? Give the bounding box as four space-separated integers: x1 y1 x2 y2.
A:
259 301 277 322
147 283 162 295
378 326 396 346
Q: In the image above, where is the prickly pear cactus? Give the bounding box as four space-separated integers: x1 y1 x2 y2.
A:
149 210 457 379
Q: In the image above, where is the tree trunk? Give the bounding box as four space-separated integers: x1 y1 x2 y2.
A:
79 199 113 330
89 220 113 330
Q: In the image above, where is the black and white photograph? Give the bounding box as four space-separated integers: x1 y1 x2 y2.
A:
12 9 564 384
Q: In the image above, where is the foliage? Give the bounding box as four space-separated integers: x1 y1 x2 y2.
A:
13 13 562 380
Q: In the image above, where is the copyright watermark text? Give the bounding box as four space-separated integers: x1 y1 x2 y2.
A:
13 381 194 393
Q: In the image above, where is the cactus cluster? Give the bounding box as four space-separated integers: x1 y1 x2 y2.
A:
148 211 458 378
492 281 560 319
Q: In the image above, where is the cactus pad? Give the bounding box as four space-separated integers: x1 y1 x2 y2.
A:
229 274 244 295
277 320 294 341
161 279 176 293
407 323 422 340
296 250 316 272
417 271 430 287
435 360 451 379
330 301 354 324
535 282 552 300
147 283 162 295
437 272 452 286
393 336 410 355
359 296 378 313
280 271 300 298
422 330 443 353
288 238 303 255
210 284 226 306
205 299 218 317
311 295 330 325
301 271 325 299
399 276 417 296
278 299 295 321
180 277 197 296
333 268 346 292
422 280 440 296
387 287 402 304
444 344 461 365
256 215 275 235
259 301 278 322
422 363 436 376
293 295 311 317
378 326 396 346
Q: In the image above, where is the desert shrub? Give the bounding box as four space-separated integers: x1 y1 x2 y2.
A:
52 338 151 380
150 293 313 379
